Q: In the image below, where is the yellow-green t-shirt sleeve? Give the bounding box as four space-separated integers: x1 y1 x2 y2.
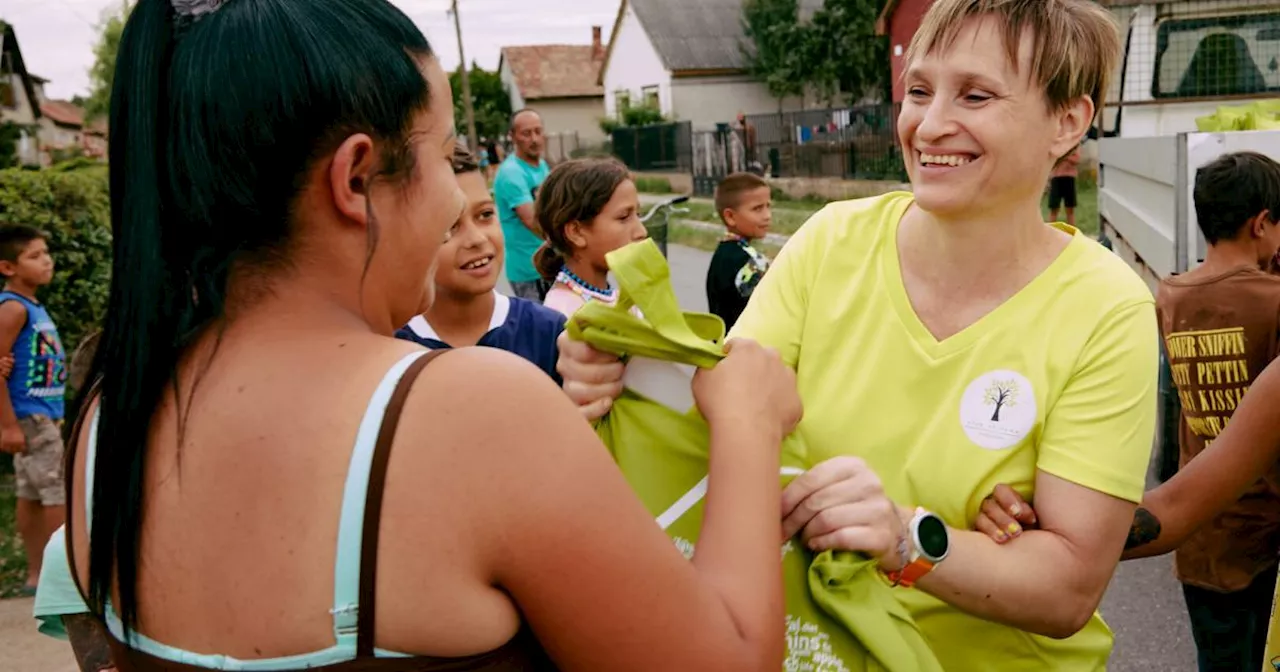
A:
1037 299 1160 503
727 206 830 367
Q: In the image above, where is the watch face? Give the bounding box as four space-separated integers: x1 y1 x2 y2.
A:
916 514 949 560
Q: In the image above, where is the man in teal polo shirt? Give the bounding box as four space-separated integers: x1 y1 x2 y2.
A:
494 109 551 301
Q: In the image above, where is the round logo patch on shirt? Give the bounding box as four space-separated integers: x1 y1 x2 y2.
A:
958 369 1037 450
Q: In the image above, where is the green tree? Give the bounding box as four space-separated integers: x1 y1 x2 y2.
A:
84 8 129 122
806 0 889 104
0 122 23 168
450 63 512 142
741 0 888 107
741 0 809 103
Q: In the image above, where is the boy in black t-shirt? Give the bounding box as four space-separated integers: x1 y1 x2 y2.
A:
705 173 773 330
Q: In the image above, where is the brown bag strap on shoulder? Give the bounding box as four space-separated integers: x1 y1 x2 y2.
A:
357 349 449 657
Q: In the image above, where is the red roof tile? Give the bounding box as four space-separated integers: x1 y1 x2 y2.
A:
39 100 84 128
502 45 604 100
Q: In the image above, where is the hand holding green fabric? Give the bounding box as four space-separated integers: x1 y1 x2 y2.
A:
569 240 943 672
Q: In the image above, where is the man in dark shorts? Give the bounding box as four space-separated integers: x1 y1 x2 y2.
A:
1048 147 1081 227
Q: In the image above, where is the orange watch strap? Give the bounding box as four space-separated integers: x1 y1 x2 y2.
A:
886 557 935 588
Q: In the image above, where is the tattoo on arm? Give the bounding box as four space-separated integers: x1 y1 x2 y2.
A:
1123 507 1162 550
62 613 116 672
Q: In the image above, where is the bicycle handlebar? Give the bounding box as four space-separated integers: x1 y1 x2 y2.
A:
641 194 693 222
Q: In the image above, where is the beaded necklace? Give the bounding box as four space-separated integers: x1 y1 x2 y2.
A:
555 266 616 305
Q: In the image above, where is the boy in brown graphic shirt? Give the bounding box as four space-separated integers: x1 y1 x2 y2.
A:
1157 151 1280 672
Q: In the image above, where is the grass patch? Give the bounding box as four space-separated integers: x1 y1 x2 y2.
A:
655 177 1098 240
668 222 783 257
0 475 30 598
770 188 831 209
633 177 674 194
679 201 822 237
1042 178 1099 237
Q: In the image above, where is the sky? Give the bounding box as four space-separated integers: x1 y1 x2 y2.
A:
0 0 620 100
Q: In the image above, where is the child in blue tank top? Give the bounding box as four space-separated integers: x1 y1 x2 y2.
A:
395 147 566 382
0 224 67 594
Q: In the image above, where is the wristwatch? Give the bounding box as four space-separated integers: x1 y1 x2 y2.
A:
884 507 951 588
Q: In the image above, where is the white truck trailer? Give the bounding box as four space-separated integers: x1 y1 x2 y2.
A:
1094 0 1280 479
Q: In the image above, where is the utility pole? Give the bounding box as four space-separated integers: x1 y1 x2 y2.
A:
449 0 479 150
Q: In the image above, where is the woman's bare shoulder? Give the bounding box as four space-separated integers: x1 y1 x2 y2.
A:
405 345 583 439
388 344 612 508
382 344 611 561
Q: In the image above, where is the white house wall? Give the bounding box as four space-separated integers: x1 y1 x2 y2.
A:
2 73 41 166
498 57 525 112
1 72 37 125
533 97 608 146
669 76 807 130
601 3 671 119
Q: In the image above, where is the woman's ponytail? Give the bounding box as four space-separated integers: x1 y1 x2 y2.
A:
82 0 186 638
534 242 564 282
76 0 438 642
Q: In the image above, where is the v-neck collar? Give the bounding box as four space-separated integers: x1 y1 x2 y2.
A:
877 197 1086 361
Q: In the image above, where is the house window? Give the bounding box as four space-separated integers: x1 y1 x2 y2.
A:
614 89 631 118
0 53 14 109
641 85 659 110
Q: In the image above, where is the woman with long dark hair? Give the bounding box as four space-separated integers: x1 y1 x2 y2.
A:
64 0 800 669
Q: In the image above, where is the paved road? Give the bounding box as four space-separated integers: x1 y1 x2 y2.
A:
0 597 77 671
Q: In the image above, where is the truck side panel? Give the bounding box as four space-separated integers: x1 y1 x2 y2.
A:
1099 135 1180 294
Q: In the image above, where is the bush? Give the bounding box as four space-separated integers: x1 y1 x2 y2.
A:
51 157 102 173
598 117 622 136
0 168 112 357
622 106 666 127
634 176 673 194
0 122 22 169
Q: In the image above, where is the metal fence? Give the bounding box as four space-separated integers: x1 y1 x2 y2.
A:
693 128 746 177
610 106 905 193
611 121 693 172
743 104 906 183
544 132 581 165
690 128 751 196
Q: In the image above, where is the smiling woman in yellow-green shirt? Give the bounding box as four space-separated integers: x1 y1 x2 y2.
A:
733 187 1157 669
558 0 1159 668
725 0 1158 669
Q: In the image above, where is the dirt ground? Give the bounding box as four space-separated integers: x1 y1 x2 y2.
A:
0 597 78 671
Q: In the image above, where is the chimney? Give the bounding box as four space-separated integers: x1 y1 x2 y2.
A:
592 26 604 60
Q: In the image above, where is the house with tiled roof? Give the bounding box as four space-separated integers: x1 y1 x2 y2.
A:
1 21 45 166
598 0 822 131
499 26 608 145
37 97 107 160
0 23 105 166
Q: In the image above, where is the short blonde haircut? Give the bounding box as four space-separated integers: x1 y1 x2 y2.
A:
906 0 1122 115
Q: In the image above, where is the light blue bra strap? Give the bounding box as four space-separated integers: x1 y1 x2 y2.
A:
85 406 101 531
331 351 431 645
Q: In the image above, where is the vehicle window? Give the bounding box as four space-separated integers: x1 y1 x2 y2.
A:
1153 12 1280 98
